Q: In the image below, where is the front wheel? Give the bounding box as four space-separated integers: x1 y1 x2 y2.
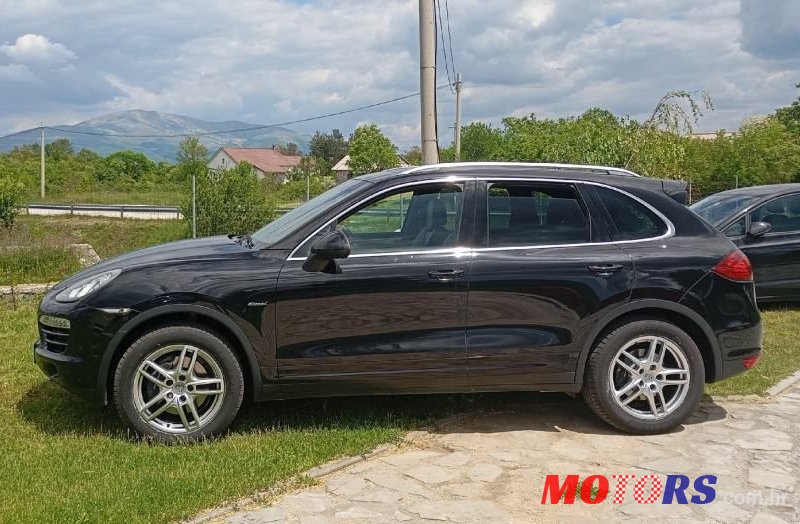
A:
113 325 244 442
583 319 705 434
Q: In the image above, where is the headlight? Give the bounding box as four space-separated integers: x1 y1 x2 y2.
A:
55 269 121 303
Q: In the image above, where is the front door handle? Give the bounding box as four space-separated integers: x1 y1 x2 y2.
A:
428 269 465 280
588 264 624 275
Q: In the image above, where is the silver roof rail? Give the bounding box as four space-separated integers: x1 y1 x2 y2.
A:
403 162 641 177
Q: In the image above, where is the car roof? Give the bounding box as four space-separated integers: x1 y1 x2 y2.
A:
705 183 800 199
354 162 687 203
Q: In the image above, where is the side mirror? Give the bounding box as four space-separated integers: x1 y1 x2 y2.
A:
748 221 772 239
302 230 350 272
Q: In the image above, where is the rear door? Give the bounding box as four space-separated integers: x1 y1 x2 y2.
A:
465 179 634 387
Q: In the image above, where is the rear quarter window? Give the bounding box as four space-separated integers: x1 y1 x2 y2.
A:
594 186 668 241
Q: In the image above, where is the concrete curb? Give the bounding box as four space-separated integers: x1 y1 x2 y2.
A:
186 443 399 524
765 370 800 398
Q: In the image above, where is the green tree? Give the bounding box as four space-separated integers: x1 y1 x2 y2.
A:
347 124 399 176
403 145 423 166
775 83 800 138
460 122 505 161
175 137 209 183
45 139 74 161
277 142 301 156
309 129 348 166
100 151 155 183
183 162 272 236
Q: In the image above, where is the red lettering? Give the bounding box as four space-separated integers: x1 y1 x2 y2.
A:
633 474 663 504
541 474 579 504
580 475 609 504
612 474 636 504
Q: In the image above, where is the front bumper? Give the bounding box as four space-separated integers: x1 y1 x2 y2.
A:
34 339 97 401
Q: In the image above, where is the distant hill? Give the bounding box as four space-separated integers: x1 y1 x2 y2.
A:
0 110 312 162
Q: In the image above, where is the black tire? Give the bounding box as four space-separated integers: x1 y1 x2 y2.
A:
583 319 705 434
113 324 244 442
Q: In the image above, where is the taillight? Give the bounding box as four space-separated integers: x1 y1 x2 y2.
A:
712 250 753 282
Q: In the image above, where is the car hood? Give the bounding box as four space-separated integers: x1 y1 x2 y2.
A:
52 235 250 291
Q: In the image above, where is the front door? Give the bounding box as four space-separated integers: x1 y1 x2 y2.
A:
736 192 800 301
466 180 634 387
275 180 472 396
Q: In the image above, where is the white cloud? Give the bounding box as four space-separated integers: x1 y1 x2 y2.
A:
0 0 799 147
1 33 77 64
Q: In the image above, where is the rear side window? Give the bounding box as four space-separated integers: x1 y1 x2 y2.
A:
594 186 668 241
486 182 589 247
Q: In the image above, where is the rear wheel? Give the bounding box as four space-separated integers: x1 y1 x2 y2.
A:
583 319 704 434
113 325 244 442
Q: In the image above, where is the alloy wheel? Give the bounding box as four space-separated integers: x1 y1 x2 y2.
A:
132 344 226 434
608 336 691 420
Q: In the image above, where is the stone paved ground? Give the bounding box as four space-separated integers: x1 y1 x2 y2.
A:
219 386 799 523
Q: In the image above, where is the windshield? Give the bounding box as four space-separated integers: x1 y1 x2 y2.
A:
251 178 369 246
689 194 759 225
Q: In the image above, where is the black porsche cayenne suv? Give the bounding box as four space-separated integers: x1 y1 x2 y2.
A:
35 162 762 441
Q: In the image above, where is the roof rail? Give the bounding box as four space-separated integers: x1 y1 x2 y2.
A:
403 162 641 177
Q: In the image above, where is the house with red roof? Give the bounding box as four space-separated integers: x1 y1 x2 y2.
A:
207 146 302 181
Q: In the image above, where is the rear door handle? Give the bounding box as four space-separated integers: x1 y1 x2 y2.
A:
588 264 624 275
428 269 465 280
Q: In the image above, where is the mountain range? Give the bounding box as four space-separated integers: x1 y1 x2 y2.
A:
0 110 312 161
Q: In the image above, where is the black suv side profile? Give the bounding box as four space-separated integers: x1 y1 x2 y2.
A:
35 163 762 441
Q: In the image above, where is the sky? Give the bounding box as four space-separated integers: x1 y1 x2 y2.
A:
1 0 799 148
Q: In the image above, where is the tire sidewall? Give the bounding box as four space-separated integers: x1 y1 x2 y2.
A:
587 320 705 434
113 325 244 441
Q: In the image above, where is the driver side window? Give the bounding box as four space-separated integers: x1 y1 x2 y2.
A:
296 183 464 257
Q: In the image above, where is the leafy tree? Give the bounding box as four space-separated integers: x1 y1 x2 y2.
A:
45 139 74 161
277 142 301 156
775 83 800 138
460 122 505 161
100 151 155 183
403 145 423 166
183 162 272 236
0 175 24 228
309 129 348 166
347 124 399 176
175 137 209 183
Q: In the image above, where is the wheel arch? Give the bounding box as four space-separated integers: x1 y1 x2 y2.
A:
97 304 264 405
575 299 720 387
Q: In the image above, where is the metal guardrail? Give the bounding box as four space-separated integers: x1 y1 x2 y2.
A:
25 203 182 219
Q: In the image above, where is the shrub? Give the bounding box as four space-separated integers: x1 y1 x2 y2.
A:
0 176 24 228
183 163 273 237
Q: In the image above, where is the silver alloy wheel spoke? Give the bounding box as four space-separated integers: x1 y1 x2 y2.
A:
138 360 171 387
132 344 226 434
608 335 691 421
189 377 224 394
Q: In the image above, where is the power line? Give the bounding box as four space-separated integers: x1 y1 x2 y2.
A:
444 0 457 79
435 0 455 95
0 86 451 141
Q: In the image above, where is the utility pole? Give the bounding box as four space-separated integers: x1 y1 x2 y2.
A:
40 124 45 199
418 0 438 164
454 72 462 161
192 170 197 238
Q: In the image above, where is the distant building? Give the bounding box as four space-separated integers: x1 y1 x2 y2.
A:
208 146 302 181
690 131 737 140
332 154 412 183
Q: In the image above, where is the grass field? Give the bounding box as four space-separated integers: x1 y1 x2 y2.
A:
0 247 82 286
0 216 188 269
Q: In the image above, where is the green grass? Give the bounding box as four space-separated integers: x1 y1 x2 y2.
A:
706 306 800 396
1 215 188 261
0 247 82 286
0 298 462 524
